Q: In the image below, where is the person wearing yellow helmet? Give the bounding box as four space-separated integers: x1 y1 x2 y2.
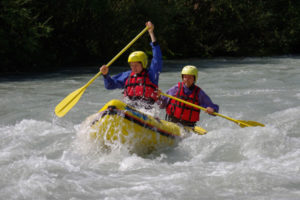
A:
160 65 219 127
127 51 148 69
100 21 162 108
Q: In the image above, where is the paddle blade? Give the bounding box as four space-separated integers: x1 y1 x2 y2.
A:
238 120 265 128
55 86 86 117
185 126 207 135
194 126 207 135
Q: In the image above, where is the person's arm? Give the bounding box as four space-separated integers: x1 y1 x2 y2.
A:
145 21 162 85
148 44 162 85
159 85 178 109
198 90 219 114
103 71 131 89
146 21 156 43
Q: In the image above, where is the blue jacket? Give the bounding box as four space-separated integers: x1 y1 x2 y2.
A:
103 42 162 89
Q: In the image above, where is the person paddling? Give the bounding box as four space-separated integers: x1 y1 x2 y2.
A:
159 65 219 127
100 21 162 109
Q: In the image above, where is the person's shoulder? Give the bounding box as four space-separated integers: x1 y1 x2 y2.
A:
168 83 179 91
121 70 132 79
197 87 210 97
124 70 132 75
112 70 131 79
195 84 202 90
118 70 131 75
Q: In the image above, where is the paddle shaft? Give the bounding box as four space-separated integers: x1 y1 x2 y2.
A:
55 26 149 117
83 26 149 89
160 92 255 127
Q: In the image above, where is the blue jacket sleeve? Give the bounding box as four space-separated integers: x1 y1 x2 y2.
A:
148 43 162 85
159 85 178 109
103 71 131 89
198 90 219 113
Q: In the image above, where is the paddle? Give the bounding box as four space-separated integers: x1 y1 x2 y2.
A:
55 26 149 117
185 126 207 135
160 92 265 128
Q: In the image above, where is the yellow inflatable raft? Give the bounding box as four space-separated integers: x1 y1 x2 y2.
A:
84 99 207 154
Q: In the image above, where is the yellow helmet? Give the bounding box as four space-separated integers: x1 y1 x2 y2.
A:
181 65 198 82
128 51 148 69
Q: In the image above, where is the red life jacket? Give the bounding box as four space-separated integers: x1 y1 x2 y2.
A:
124 70 158 104
166 82 201 123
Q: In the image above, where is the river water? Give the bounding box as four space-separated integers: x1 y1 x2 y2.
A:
0 57 299 200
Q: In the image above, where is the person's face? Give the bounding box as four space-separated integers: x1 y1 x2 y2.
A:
182 74 195 88
129 62 143 74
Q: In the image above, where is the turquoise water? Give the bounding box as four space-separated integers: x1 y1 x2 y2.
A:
0 57 299 199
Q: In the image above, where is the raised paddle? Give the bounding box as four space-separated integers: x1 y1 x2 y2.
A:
160 92 265 128
55 26 149 117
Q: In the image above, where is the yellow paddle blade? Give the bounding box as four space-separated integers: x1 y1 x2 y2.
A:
185 126 207 135
237 120 265 128
194 126 207 135
55 86 86 117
